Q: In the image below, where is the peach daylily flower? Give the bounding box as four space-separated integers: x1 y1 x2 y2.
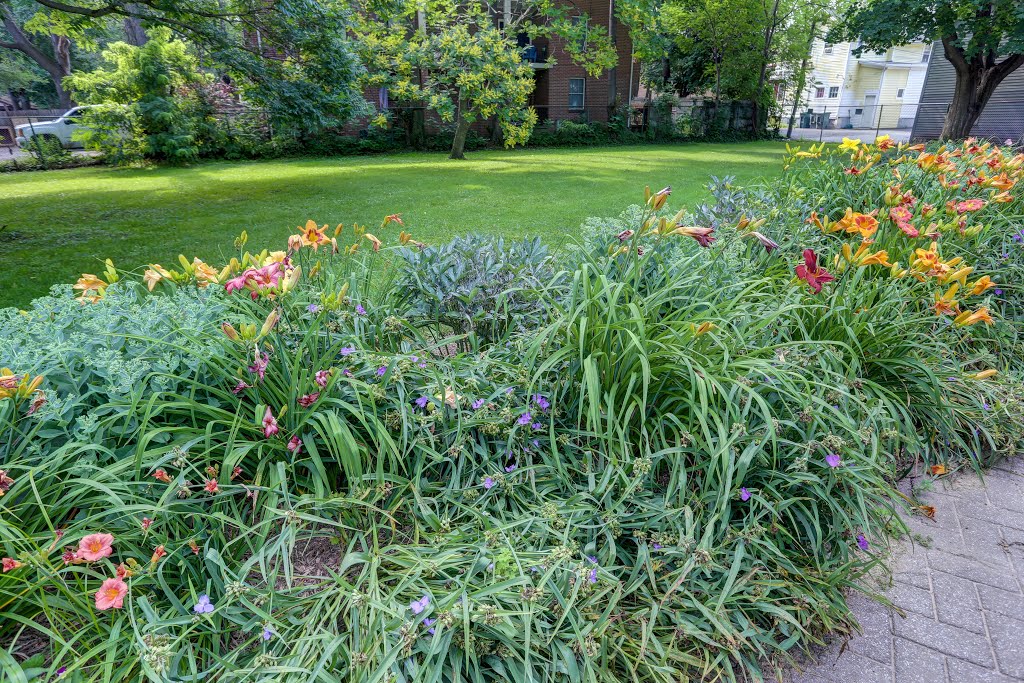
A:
94 577 128 610
2 557 23 572
76 533 114 562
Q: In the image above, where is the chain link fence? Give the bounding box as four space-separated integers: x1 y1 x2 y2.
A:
785 101 1024 145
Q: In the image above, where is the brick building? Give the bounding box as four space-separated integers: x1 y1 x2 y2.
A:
522 0 639 125
244 0 639 134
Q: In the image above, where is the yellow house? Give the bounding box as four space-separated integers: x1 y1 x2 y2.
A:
801 39 932 129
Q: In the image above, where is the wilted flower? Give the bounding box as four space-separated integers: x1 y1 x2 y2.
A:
298 392 320 408
141 517 153 531
262 406 279 438
249 352 270 381
95 578 128 610
672 225 716 248
150 545 167 564
204 479 219 494
231 380 250 395
2 557 23 572
0 469 14 495
315 370 331 388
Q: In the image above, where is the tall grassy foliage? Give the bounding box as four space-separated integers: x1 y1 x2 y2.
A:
1 138 1021 682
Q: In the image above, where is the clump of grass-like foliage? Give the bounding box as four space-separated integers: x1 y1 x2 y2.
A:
2 138 1022 681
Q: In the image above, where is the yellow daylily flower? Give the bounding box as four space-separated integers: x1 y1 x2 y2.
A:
838 137 862 153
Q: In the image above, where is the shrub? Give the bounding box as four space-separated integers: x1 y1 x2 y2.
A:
393 234 557 343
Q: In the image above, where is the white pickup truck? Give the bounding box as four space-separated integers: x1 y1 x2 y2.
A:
14 106 93 149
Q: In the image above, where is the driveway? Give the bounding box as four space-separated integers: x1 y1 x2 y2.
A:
786 128 912 144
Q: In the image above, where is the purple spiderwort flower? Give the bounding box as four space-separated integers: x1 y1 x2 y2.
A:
483 477 495 489
193 594 214 614
531 422 543 431
739 487 751 502
504 462 517 473
472 398 486 410
262 627 273 641
376 366 387 377
409 594 430 615
517 412 532 426
995 288 1004 295
652 542 662 550
307 303 320 314
418 362 427 369
587 568 598 584
825 453 841 468
56 667 67 678
415 396 430 409
340 346 356 356
355 304 367 316
423 617 436 634
856 534 869 551
533 394 550 411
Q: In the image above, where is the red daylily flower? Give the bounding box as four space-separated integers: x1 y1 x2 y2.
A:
795 249 835 294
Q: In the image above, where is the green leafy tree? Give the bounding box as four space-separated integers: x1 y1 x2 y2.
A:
65 27 207 161
836 0 1024 139
355 0 617 159
5 0 366 132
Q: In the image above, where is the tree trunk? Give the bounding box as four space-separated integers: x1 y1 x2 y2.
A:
787 20 816 138
449 112 471 160
939 38 1024 140
123 17 148 46
1 6 73 109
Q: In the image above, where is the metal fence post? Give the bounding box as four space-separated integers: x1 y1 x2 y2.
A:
819 106 825 144
27 118 50 170
875 105 883 141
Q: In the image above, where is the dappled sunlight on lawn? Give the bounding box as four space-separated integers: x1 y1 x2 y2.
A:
0 142 787 306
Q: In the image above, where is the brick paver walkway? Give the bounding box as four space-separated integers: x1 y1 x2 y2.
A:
788 456 1024 682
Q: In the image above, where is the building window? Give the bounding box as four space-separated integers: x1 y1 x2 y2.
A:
828 86 839 98
897 88 905 98
823 43 833 54
922 44 931 62
571 15 588 49
815 86 825 98
569 78 585 110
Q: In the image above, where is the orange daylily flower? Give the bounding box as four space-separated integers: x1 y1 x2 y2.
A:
969 276 996 295
954 307 994 327
835 208 879 239
299 220 329 250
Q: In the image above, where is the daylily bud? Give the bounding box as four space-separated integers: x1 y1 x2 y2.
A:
970 369 998 380
222 322 239 341
259 310 280 338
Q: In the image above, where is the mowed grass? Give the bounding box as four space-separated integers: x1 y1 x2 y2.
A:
0 142 787 307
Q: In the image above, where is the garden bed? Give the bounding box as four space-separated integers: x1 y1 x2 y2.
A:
1 137 1021 681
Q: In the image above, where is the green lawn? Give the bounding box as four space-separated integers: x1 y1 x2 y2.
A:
0 142 787 308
